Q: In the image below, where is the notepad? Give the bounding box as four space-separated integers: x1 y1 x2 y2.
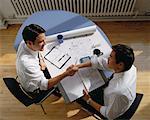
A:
58 67 106 103
44 46 71 69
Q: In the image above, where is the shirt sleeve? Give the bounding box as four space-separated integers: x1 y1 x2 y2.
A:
90 55 110 70
100 95 129 119
24 59 48 92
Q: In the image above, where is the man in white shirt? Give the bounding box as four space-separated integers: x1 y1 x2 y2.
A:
75 44 136 119
16 24 78 97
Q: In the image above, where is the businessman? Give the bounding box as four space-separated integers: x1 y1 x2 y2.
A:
16 24 78 97
74 44 136 119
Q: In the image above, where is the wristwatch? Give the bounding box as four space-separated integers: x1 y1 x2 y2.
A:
86 98 92 104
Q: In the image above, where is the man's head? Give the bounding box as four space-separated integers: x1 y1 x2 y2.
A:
108 44 135 72
22 24 46 51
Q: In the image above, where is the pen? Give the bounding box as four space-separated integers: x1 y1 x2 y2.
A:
80 76 89 93
58 55 65 61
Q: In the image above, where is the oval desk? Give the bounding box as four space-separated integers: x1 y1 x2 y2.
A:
14 10 111 50
14 10 112 103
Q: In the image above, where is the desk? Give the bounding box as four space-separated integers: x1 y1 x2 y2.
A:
14 10 111 50
43 26 112 102
14 10 112 102
14 10 95 50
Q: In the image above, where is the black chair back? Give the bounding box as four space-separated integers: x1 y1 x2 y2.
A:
77 93 143 120
3 77 57 114
115 93 143 120
3 77 34 106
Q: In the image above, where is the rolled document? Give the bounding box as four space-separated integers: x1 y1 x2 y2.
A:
46 25 96 42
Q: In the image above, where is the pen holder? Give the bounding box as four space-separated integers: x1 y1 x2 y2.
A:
57 34 64 44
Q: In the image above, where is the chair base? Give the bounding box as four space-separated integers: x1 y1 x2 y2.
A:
40 104 46 114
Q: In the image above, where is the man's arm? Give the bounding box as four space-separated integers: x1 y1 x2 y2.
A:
83 90 102 111
87 97 102 111
76 61 92 68
90 94 129 119
47 66 78 89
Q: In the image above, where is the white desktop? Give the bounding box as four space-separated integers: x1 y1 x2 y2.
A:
42 25 112 103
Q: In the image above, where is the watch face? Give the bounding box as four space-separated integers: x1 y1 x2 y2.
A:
80 56 91 63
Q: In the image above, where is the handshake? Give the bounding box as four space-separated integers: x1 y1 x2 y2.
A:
65 60 91 76
65 64 92 101
65 65 79 76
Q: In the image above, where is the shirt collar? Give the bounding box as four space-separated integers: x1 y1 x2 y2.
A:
113 72 124 80
24 43 39 58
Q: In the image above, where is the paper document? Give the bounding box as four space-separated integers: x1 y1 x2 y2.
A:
44 27 112 103
46 25 96 43
44 46 71 69
59 67 105 103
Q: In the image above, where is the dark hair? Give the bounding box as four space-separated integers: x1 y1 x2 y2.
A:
22 24 46 43
112 44 135 72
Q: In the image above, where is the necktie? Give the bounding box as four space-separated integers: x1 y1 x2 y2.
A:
103 73 114 88
38 53 61 97
108 73 114 81
38 52 51 79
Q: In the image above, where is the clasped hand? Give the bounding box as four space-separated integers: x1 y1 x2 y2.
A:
67 64 91 101
66 65 78 76
66 64 91 102
83 89 91 101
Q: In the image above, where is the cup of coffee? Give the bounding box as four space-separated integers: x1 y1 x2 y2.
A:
57 34 64 44
93 49 103 57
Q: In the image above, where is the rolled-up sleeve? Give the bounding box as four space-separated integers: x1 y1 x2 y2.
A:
90 55 109 70
39 74 48 90
24 60 48 91
100 95 129 119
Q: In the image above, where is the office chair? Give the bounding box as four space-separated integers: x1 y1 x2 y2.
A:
115 93 143 120
3 77 56 114
77 93 143 120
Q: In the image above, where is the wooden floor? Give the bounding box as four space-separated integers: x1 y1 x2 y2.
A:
0 21 150 120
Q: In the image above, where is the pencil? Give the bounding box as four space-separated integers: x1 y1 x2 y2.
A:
80 75 89 93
